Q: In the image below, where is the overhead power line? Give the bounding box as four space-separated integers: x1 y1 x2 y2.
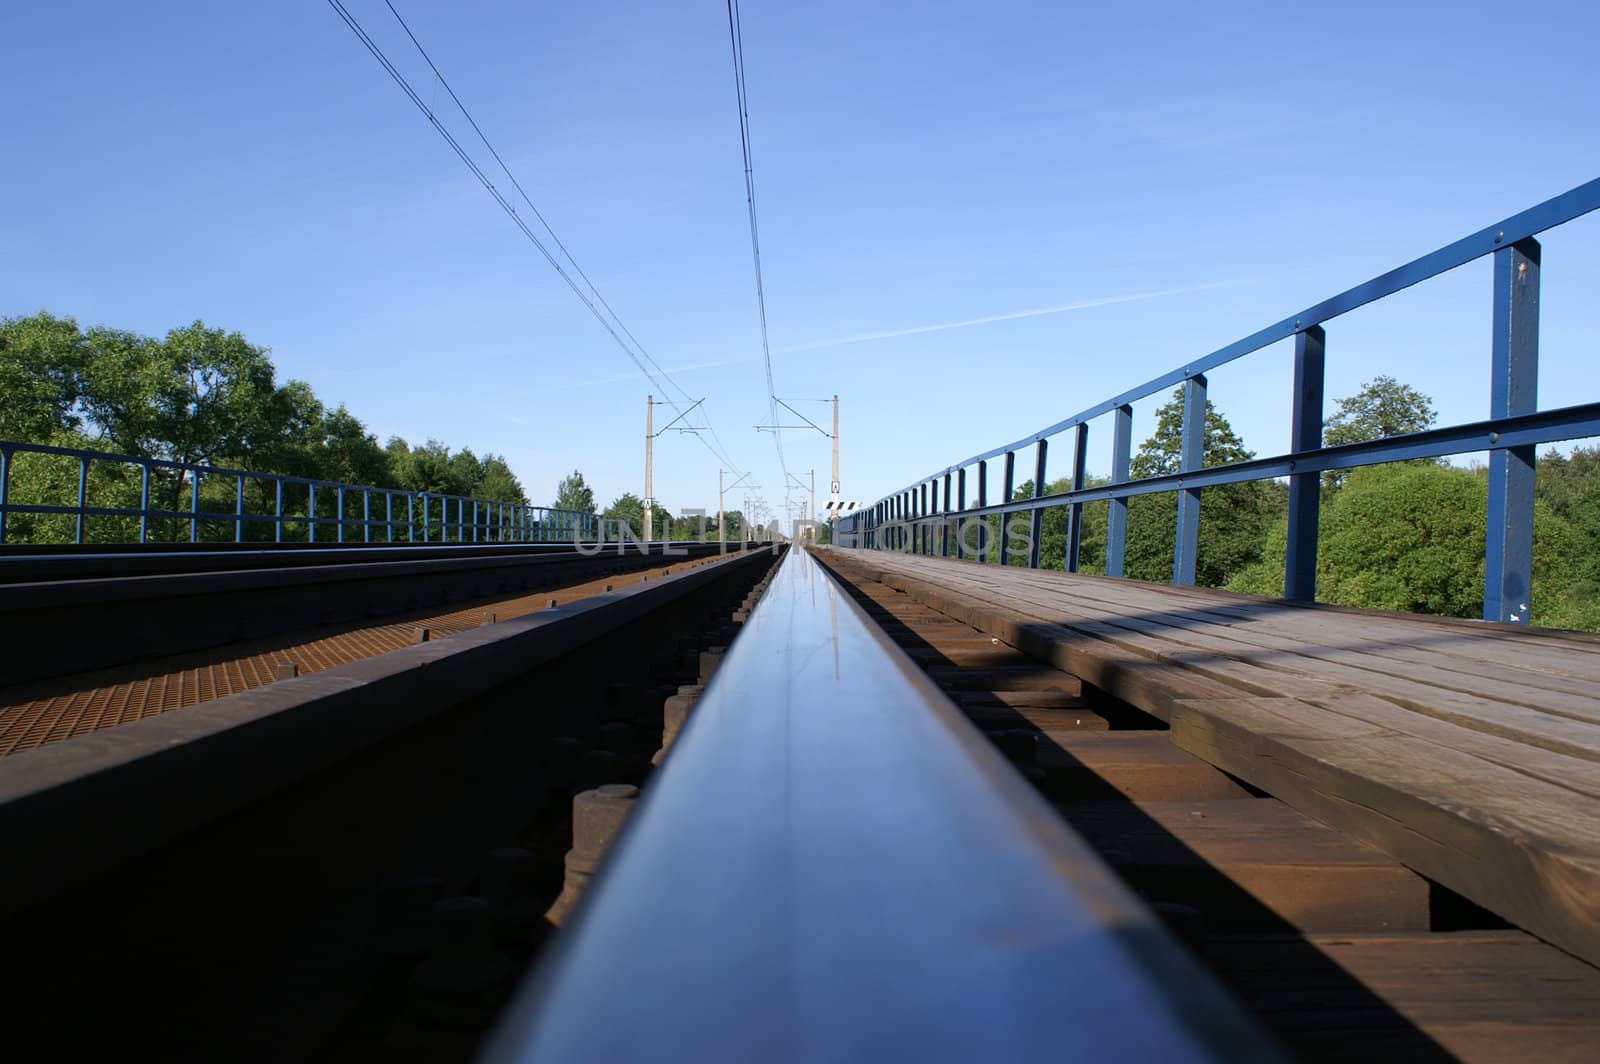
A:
324 0 747 478
723 0 791 514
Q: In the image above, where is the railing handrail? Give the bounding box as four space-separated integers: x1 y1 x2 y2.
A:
0 437 599 547
0 437 581 514
844 177 1600 624
875 177 1600 488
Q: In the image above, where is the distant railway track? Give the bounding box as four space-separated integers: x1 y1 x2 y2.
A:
0 539 647 584
0 540 744 687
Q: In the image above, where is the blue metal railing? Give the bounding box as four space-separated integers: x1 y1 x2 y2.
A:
0 439 598 547
841 177 1600 624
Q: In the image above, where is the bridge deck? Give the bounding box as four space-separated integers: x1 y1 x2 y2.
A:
818 548 1600 969
0 552 724 757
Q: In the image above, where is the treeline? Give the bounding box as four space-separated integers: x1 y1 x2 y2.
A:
551 470 750 542
1 312 526 542
1005 377 1600 632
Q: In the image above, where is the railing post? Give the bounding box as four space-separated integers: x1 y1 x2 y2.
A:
337 486 345 544
1285 326 1326 601
274 479 282 543
1064 424 1087 572
999 451 1015 565
1173 374 1207 585
235 475 244 543
956 468 967 560
1105 405 1132 577
975 462 988 562
385 492 393 543
191 468 201 544
942 473 952 556
1486 237 1541 624
920 482 929 554
309 484 317 543
1028 440 1047 569
0 446 10 545
76 456 89 544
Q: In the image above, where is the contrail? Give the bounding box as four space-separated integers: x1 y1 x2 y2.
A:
781 281 1233 353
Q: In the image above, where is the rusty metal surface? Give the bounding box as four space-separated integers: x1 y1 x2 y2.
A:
0 554 730 756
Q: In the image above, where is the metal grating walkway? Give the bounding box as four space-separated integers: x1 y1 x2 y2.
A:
0 554 727 756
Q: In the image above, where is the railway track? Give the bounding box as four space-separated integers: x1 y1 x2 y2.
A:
0 540 739 687
3 544 1595 1060
2 544 782 1059
0 543 744 755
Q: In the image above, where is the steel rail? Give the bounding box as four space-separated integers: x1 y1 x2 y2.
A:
481 546 1279 1063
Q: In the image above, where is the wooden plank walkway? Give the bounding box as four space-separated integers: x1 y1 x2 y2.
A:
818 548 1600 968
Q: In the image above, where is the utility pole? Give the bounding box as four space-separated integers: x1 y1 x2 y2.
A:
644 394 654 544
643 395 705 547
718 469 753 551
756 393 840 542
809 469 816 543
831 394 841 542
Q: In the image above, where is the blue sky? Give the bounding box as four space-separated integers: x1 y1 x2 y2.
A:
3 0 1597 524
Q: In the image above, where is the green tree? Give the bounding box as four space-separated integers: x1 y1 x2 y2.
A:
1322 375 1438 489
79 321 279 466
2 310 537 544
1121 388 1281 586
553 470 597 514
1004 477 1110 572
311 405 394 487
1533 447 1600 630
1324 375 1437 447
0 311 87 441
604 492 648 539
717 509 746 541
1227 462 1582 626
472 454 526 504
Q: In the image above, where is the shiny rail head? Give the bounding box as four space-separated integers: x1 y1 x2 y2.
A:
481 546 1279 1063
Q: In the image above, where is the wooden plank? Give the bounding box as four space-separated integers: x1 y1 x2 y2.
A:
1030 731 1252 801
1170 696 1600 967
1046 573 1600 690
857 557 1600 762
903 645 1044 669
961 703 1111 732
883 551 1600 683
823 551 1600 963
922 665 1082 691
1058 799 1430 932
948 565 1600 719
839 552 1600 795
817 553 1243 717
1207 931 1600 1063
956 688 1088 709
